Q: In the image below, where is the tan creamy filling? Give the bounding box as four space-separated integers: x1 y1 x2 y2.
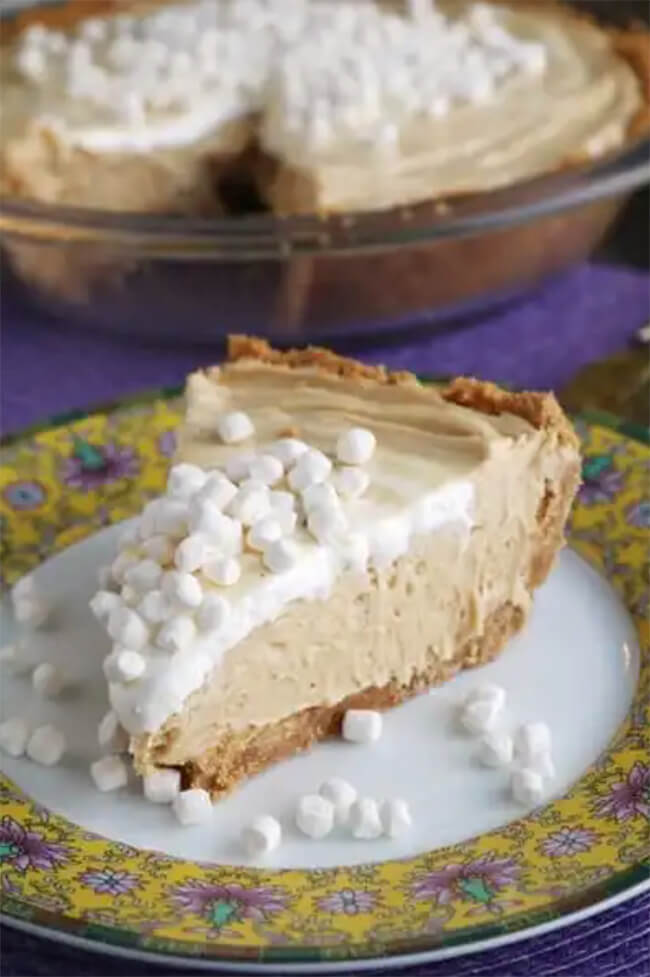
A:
134 362 570 765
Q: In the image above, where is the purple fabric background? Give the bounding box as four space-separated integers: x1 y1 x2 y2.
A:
2 263 649 433
1 262 649 976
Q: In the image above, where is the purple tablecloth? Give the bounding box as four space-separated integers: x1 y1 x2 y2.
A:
1 262 649 976
2 263 649 434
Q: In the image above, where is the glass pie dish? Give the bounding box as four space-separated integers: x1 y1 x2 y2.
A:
1 0 649 346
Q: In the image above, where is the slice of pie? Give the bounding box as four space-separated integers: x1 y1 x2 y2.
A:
93 337 581 798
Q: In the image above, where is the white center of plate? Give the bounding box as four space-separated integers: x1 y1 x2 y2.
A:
0 523 639 869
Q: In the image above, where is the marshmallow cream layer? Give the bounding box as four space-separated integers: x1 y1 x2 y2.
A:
101 360 553 742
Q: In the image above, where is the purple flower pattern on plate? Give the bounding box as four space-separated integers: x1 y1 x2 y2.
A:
171 881 287 929
2 480 46 510
318 888 378 915
412 853 519 906
577 455 624 505
540 827 598 857
593 762 650 822
157 430 177 458
0 817 68 873
62 438 139 491
79 868 140 895
626 500 650 529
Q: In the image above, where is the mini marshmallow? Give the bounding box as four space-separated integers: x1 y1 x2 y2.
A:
117 523 140 550
227 484 271 526
349 797 383 839
154 499 190 538
339 532 370 572
247 517 283 551
216 411 254 444
27 724 65 766
241 814 282 856
91 754 128 792
263 538 298 573
336 427 376 465
288 449 332 491
137 589 171 624
342 709 383 744
380 798 412 838
107 606 150 650
89 590 121 621
511 767 545 807
301 482 339 512
0 642 33 676
295 793 334 839
478 731 514 768
203 556 241 587
12 574 35 603
32 662 66 699
161 570 203 608
225 452 255 483
193 473 238 511
333 467 370 499
142 534 175 565
114 649 146 682
167 463 207 500
266 438 308 467
111 551 140 584
0 717 30 758
269 488 296 514
248 454 284 486
276 509 298 535
515 722 551 762
121 585 139 607
98 710 129 751
464 683 506 711
307 504 348 544
14 596 51 629
190 496 241 552
124 559 163 593
174 534 210 573
139 499 163 539
319 777 357 825
460 696 503 734
196 593 229 632
144 768 181 804
173 787 213 825
528 751 556 781
156 615 197 653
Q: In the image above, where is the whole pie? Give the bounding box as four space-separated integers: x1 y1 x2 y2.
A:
91 337 581 797
1 0 648 215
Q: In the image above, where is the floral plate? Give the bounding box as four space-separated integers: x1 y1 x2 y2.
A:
0 392 648 972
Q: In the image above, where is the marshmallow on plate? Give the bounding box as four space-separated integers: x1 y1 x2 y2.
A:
380 798 412 838
349 797 383 839
342 709 382 743
241 814 282 856
0 717 30 757
32 662 67 699
91 754 129 792
26 724 66 766
173 788 213 825
319 777 357 825
295 794 334 839
144 768 181 804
